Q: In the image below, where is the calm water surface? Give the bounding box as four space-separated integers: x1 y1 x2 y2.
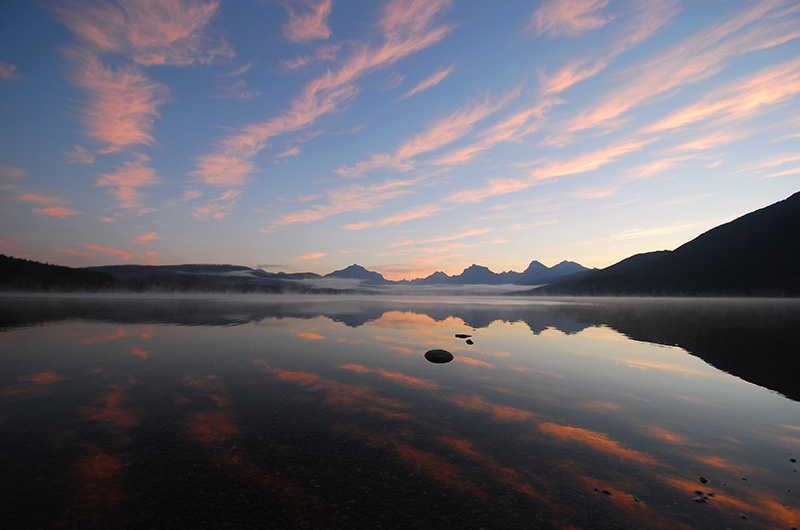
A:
1 294 799 529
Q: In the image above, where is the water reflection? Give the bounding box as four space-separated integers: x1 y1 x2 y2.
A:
1 295 799 529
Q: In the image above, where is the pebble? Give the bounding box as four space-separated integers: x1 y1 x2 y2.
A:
697 477 709 484
465 339 474 345
454 334 472 339
424 349 454 364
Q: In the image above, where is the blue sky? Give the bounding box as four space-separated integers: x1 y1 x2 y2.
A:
1 0 798 280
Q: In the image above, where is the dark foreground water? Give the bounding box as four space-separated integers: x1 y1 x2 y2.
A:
1 294 799 529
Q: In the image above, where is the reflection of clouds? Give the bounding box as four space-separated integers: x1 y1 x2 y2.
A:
454 356 494 368
617 359 714 377
80 328 127 344
440 436 548 500
662 476 800 529
575 475 685 530
18 371 68 384
540 423 658 466
446 394 536 421
82 384 140 430
291 329 325 340
647 426 689 445
254 360 413 420
71 450 130 517
339 364 438 389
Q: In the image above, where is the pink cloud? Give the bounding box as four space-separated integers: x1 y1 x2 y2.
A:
389 228 493 248
191 189 242 220
554 0 800 140
529 0 613 37
66 50 167 152
82 244 138 261
96 154 160 210
399 64 454 100
53 0 231 67
18 194 63 204
64 145 96 164
297 252 327 260
98 216 116 223
530 138 652 180
646 57 800 133
0 62 21 81
135 233 159 243
283 0 332 42
192 0 454 186
337 87 520 178
32 207 83 218
266 178 419 230
53 0 231 153
444 178 531 205
432 99 558 167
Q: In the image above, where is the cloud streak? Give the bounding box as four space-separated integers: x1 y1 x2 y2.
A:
529 0 613 38
283 0 333 42
192 0 455 189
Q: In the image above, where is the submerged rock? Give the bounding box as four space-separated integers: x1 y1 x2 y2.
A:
465 339 474 345
455 334 472 339
424 349 454 364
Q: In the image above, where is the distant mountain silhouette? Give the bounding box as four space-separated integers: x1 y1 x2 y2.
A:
533 191 800 296
410 260 590 285
324 264 391 284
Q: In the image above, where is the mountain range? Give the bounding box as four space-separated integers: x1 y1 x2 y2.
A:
2 190 797 296
80 259 589 288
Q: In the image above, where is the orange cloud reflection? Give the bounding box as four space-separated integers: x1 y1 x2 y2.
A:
18 371 68 384
447 394 536 421
81 328 127 344
339 363 439 389
540 423 658 466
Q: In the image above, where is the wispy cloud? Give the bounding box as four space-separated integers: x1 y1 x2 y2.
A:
283 0 332 42
96 154 160 210
64 145 96 164
192 0 454 188
66 49 168 153
0 61 21 81
280 44 340 70
32 207 83 218
191 189 242 220
135 233 159 243
530 137 653 180
529 0 613 38
537 0 679 95
646 56 800 133
53 0 231 67
53 0 231 154
18 194 63 204
82 243 138 261
551 0 800 143
389 228 493 248
265 177 420 231
296 252 326 260
432 99 559 167
399 64 454 100
337 87 520 178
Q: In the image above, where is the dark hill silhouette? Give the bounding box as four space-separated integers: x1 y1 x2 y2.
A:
533 191 800 296
409 260 589 285
1 254 118 291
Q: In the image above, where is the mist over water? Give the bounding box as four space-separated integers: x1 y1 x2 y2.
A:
2 294 799 529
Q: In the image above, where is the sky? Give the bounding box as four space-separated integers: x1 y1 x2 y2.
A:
1 0 799 281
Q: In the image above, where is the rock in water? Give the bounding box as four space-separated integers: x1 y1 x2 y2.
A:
425 349 454 364
454 334 472 339
465 339 474 345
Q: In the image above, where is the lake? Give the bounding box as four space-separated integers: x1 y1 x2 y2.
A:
2 294 799 529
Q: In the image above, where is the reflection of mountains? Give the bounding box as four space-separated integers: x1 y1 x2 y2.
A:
3 296 798 402
0 296 590 334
